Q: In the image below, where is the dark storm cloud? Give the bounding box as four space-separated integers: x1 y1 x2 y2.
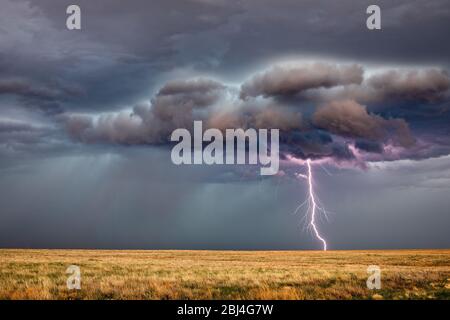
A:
0 118 38 133
63 60 450 167
157 78 225 97
1 0 450 249
64 77 228 144
0 117 56 150
2 0 449 115
354 140 383 153
30 0 450 70
0 0 152 114
64 74 304 145
0 77 79 115
0 79 59 100
279 130 333 159
312 99 415 148
1 0 449 117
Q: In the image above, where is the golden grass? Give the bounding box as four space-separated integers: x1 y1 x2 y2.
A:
0 249 449 300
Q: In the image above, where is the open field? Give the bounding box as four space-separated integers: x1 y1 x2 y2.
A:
0 249 449 300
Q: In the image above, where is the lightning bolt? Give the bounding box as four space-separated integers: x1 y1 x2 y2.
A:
306 159 327 251
294 159 328 251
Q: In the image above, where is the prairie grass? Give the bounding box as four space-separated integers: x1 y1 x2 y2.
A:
0 249 449 300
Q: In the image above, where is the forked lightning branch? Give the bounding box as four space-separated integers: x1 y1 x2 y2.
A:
171 121 330 250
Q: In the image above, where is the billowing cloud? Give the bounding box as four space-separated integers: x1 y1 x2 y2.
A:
367 69 450 103
313 99 415 148
312 68 450 106
61 59 450 168
240 63 363 99
64 79 304 145
2 0 450 250
206 99 303 131
64 78 227 144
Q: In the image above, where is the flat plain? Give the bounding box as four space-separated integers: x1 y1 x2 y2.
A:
0 249 449 299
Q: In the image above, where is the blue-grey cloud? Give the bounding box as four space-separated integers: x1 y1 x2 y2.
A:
1 0 450 249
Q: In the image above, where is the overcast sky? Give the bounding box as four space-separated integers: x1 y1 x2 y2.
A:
0 0 449 250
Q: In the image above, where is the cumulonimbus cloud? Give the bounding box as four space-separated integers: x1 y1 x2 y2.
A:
62 61 450 168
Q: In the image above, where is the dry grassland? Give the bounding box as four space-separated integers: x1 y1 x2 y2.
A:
0 249 449 299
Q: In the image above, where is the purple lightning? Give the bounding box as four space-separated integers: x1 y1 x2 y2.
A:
294 159 328 251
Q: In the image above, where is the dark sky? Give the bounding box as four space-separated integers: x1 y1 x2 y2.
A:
0 0 449 250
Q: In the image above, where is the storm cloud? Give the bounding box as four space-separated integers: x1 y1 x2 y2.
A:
312 99 415 147
367 69 450 103
1 0 450 249
62 61 448 167
240 63 363 99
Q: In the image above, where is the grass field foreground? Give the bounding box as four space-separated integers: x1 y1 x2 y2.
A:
0 249 449 299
